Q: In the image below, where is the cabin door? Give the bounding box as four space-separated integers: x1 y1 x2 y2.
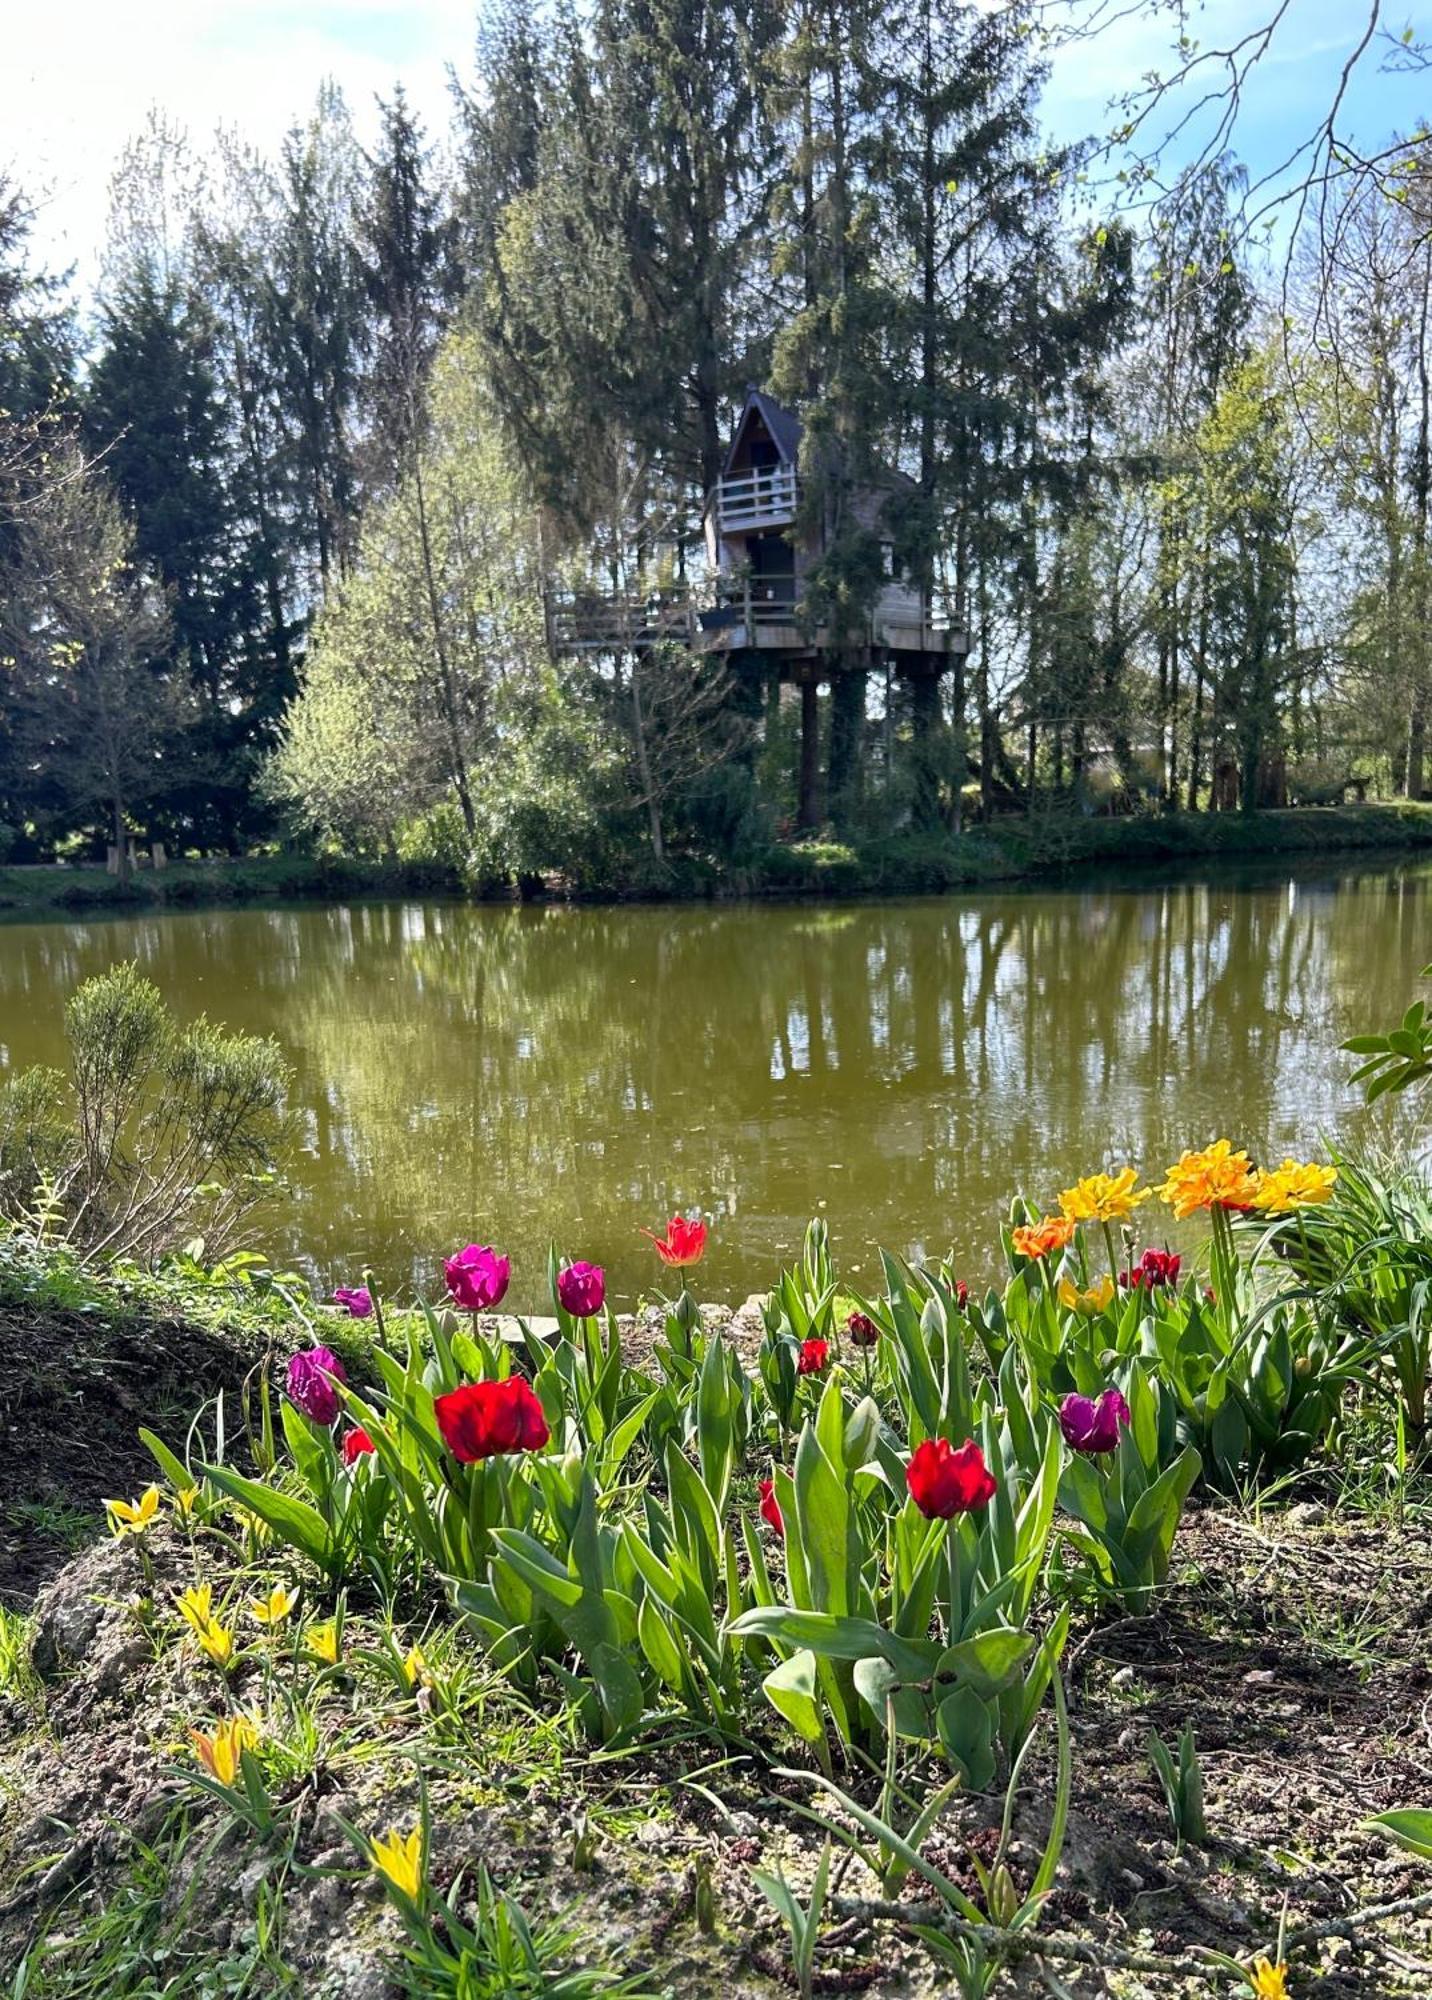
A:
749 531 795 608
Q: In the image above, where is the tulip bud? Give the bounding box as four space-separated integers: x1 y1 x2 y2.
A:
1293 1354 1312 1379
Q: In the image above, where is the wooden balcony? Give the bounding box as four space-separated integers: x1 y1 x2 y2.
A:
712 465 799 533
546 588 697 652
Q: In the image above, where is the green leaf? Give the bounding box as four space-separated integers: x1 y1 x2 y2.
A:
937 1627 1036 1700
1367 1809 1432 1860
764 1649 827 1747
201 1463 335 1572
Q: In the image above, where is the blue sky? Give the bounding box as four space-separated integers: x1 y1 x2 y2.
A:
8 0 1432 297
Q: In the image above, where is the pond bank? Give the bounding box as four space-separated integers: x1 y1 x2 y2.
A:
4 800 1432 918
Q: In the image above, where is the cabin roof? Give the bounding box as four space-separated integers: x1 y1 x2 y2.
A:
723 388 803 475
720 387 917 496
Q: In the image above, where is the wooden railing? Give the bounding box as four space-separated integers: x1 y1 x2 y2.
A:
546 589 697 651
547 578 968 656
713 465 799 533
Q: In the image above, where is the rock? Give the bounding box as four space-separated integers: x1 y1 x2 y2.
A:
1111 1666 1137 1689
238 1857 270 1913
30 1575 107 1681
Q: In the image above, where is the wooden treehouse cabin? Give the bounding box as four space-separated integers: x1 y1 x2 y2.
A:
546 389 968 828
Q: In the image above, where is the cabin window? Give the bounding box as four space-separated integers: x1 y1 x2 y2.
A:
881 542 898 581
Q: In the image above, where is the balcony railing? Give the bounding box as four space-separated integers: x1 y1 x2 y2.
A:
713 464 799 533
545 588 697 652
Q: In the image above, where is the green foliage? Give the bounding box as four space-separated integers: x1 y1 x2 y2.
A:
1345 969 1432 1102
0 963 293 1263
1147 1723 1207 1847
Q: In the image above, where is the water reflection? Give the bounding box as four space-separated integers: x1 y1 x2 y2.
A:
0 858 1426 1303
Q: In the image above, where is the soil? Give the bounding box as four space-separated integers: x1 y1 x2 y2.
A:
4 1294 1432 1996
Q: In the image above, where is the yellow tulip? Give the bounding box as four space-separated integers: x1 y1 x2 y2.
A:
402 1644 427 1689
1248 1957 1288 1999
371 1825 424 1902
190 1713 258 1785
306 1622 340 1666
249 1585 296 1627
1056 1274 1116 1315
1157 1140 1259 1219
172 1485 200 1518
1252 1159 1337 1214
105 1486 160 1537
1058 1167 1150 1224
196 1619 235 1668
176 1582 215 1635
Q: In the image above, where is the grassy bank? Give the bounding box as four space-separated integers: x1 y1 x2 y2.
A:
4 801 1432 920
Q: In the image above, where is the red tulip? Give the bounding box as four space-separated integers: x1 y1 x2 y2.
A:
444 1244 511 1312
1119 1248 1181 1291
758 1477 785 1539
905 1437 997 1519
641 1215 708 1267
342 1426 375 1464
954 1280 970 1311
797 1336 829 1375
434 1377 550 1463
846 1311 879 1348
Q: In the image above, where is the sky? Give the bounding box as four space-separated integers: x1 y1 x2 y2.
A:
8 0 1432 304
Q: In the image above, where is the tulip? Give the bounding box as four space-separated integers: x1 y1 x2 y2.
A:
286 1346 347 1426
332 1285 373 1319
1058 1388 1131 1455
105 1486 160 1538
190 1714 259 1786
306 1621 340 1666
758 1477 785 1538
443 1244 511 1312
641 1215 708 1267
556 1261 606 1318
1252 1158 1337 1213
1248 1960 1288 2000
172 1485 200 1518
953 1280 970 1311
1010 1216 1077 1260
402 1644 427 1689
434 1376 550 1463
797 1336 829 1375
1158 1140 1259 1219
1119 1247 1181 1290
177 1582 215 1636
249 1584 296 1626
371 1825 424 1903
905 1437 997 1519
342 1426 375 1465
196 1618 235 1668
845 1311 879 1347
1059 1167 1151 1224
1056 1274 1116 1316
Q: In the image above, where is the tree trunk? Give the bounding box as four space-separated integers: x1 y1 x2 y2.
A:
826 666 865 831
112 791 129 884
797 675 821 830
908 668 942 831
629 656 665 862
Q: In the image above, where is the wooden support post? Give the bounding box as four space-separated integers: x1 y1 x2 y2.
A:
908 662 943 832
826 664 866 832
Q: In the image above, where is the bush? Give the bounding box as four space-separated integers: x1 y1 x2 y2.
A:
0 963 294 1264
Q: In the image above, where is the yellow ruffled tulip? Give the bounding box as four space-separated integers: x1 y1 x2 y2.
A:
1157 1140 1259 1219
1252 1159 1337 1214
1058 1167 1150 1224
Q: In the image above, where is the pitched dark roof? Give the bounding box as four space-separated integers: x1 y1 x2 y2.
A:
723 387 803 475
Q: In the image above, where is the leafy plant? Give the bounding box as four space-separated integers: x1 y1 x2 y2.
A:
1056 1365 1201 1611
1147 1723 1207 1846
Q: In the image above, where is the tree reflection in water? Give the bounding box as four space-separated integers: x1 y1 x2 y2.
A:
0 857 1425 1301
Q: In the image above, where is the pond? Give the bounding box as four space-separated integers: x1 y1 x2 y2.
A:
1 857 1427 1306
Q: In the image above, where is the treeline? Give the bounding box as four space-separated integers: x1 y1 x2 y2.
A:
2 1 1430 885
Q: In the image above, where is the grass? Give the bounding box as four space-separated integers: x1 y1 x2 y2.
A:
4 800 1432 920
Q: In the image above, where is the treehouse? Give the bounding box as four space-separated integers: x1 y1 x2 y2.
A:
697 389 955 661
546 388 967 827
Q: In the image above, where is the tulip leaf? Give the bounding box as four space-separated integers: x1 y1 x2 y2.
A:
201 1463 336 1574
729 1607 935 1681
140 1427 195 1494
936 1683 997 1790
1367 1809 1432 1861
763 1649 827 1747
936 1628 1036 1699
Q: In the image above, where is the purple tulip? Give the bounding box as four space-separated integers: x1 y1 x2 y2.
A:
556 1261 606 1318
1058 1387 1131 1456
287 1346 348 1426
444 1244 511 1313
332 1286 373 1319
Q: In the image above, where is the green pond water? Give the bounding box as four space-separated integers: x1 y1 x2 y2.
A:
1 857 1427 1306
